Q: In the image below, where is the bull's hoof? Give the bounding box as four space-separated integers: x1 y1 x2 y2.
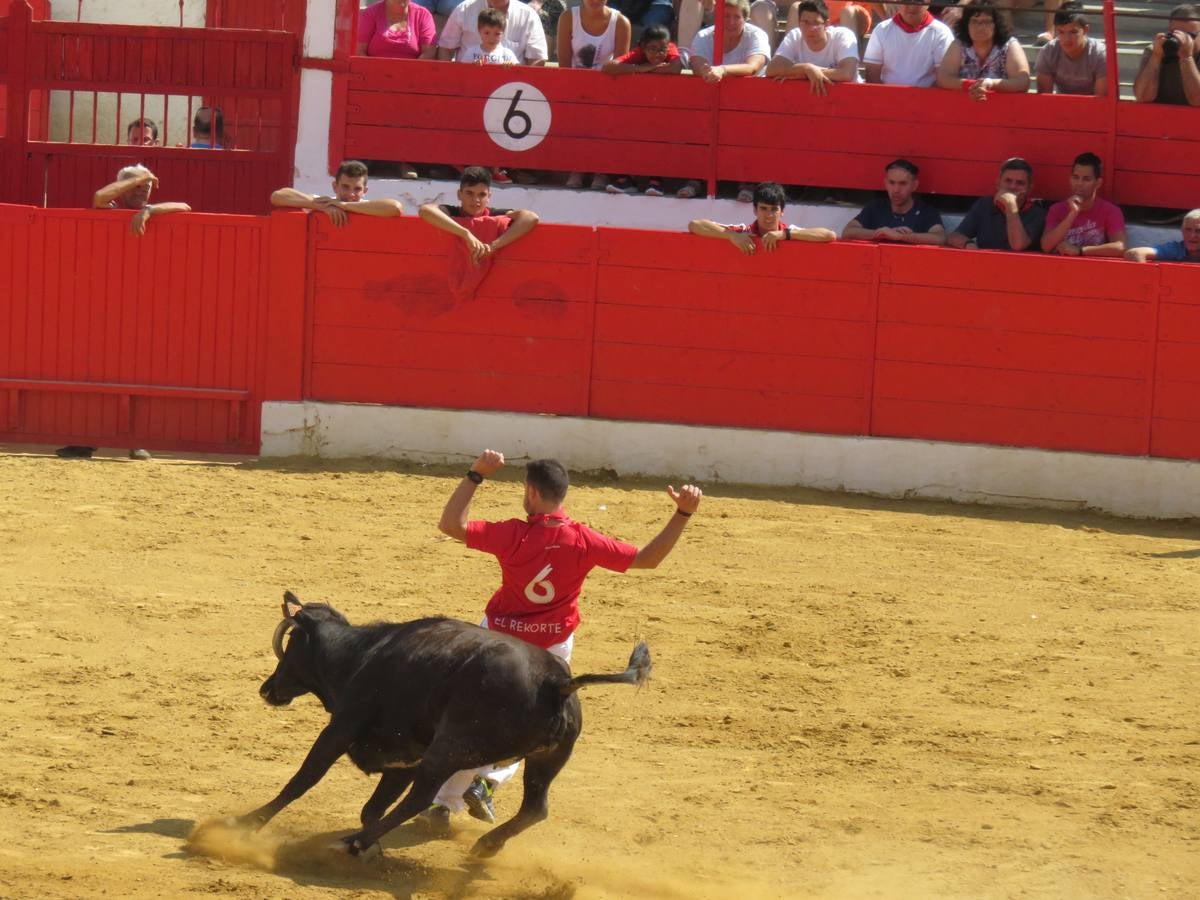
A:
335 834 380 859
469 835 504 859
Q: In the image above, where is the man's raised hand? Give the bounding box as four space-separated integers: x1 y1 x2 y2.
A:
472 449 505 477
668 484 702 515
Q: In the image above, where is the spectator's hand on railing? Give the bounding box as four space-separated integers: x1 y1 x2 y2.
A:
729 232 756 255
799 64 833 97
312 196 349 228
130 206 152 236
876 226 911 243
465 232 492 265
703 65 725 84
1054 241 1083 257
969 78 995 102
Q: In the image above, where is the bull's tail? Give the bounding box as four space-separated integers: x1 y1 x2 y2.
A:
561 641 652 697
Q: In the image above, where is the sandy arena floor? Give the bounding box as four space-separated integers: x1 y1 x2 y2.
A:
0 449 1196 899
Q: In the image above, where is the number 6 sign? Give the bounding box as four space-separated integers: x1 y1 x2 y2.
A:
483 82 551 152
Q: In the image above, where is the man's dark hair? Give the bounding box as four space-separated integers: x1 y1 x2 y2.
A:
796 0 830 20
126 117 158 141
1000 156 1034 178
193 106 224 141
336 159 369 181
460 166 493 189
640 23 671 45
1072 151 1103 178
1169 4 1199 22
753 181 787 209
526 459 569 504
885 158 919 177
478 6 507 29
954 0 1013 47
1053 0 1088 28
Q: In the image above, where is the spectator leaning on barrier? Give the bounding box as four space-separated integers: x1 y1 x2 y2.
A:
864 0 954 87
784 1 875 42
687 181 837 255
460 6 522 62
767 0 862 92
1125 210 1200 263
559 0 631 193
687 0 770 202
92 165 191 237
842 159 945 245
948 157 1045 252
936 0 1030 101
270 160 404 227
126 117 159 147
1039 152 1126 257
1133 4 1200 106
439 0 549 65
1034 1 1107 96
357 0 437 59
418 166 540 265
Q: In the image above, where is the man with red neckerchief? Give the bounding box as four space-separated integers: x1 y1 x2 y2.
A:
420 448 703 831
687 181 836 255
864 0 954 86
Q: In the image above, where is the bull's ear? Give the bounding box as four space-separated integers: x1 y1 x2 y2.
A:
283 590 303 619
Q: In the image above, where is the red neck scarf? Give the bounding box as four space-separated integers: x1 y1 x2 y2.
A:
892 11 934 33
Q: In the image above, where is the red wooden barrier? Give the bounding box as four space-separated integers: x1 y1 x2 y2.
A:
591 229 877 434
718 83 1106 200
1114 103 1200 210
0 203 303 453
1151 263 1200 460
344 58 713 182
871 246 1159 456
305 216 596 415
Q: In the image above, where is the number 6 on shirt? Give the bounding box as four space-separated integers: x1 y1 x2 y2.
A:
524 564 556 604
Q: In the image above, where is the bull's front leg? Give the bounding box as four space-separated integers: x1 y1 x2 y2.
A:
236 723 353 829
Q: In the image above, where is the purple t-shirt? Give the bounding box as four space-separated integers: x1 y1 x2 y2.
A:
1044 197 1125 248
358 1 436 59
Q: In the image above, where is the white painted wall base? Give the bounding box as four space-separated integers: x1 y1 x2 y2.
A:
260 401 1200 519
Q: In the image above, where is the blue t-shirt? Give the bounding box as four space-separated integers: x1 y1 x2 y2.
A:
855 198 943 233
1152 240 1199 262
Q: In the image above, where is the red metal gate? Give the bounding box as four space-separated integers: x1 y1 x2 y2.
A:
0 0 298 215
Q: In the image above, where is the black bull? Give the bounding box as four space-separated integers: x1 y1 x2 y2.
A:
233 592 652 858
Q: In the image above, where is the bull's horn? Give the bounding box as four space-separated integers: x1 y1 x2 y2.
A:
272 619 295 660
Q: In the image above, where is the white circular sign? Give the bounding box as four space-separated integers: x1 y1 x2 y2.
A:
483 82 551 152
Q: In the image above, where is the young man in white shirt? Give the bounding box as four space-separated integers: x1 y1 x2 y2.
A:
767 0 861 94
688 0 771 81
864 0 954 87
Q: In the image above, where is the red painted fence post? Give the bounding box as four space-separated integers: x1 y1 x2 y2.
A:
1103 0 1119 198
4 1 32 206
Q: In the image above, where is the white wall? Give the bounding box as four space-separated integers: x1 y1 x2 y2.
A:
261 402 1200 520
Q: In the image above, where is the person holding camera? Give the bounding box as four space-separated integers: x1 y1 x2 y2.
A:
1133 3 1200 105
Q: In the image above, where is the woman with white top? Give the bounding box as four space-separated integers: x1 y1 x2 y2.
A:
559 0 632 192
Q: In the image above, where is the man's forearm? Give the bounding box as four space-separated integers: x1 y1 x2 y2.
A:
1181 56 1200 105
270 188 316 209
490 209 538 251
907 229 946 246
93 179 137 208
345 199 404 218
630 512 689 569
418 203 470 239
1006 213 1032 251
438 478 478 541
688 219 729 239
1040 217 1074 252
1134 59 1160 102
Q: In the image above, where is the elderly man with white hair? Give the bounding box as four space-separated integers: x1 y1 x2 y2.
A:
1125 209 1200 263
92 165 191 236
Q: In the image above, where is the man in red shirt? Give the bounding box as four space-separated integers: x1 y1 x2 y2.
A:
424 448 702 829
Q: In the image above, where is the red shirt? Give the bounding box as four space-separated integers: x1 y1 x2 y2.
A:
616 43 682 65
466 512 638 648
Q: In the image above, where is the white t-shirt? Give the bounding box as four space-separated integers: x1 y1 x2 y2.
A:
690 23 771 76
458 43 521 64
773 25 861 81
439 0 548 63
569 7 619 70
863 17 953 87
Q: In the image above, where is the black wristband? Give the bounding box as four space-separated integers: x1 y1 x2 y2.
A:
466 470 484 484
675 509 692 518
784 227 792 241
